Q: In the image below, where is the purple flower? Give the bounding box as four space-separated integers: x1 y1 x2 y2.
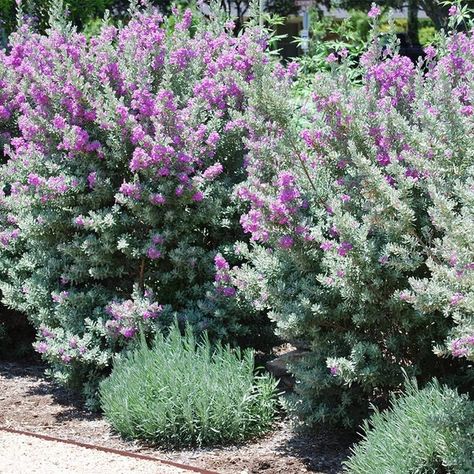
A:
192 191 204 202
337 241 353 257
221 287 236 297
40 327 55 339
368 4 381 18
27 173 43 187
278 172 295 187
53 116 66 130
450 293 464 306
339 48 349 59
448 5 458 16
35 342 49 354
214 254 229 271
206 131 220 147
279 235 294 249
119 182 141 200
400 292 411 302
424 46 437 61
224 20 235 31
69 338 78 349
120 327 137 339
152 234 164 245
377 152 390 166
320 241 333 252
87 172 97 189
150 193 166 205
52 291 69 303
147 247 161 260
131 126 145 144
143 309 160 320
203 163 224 180
340 194 351 203
130 148 151 171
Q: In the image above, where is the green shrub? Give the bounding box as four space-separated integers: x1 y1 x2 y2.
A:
419 25 437 45
344 380 474 474
99 324 279 447
0 0 113 35
0 2 278 400
231 13 474 427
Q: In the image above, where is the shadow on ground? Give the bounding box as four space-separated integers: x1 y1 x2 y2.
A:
0 361 354 474
277 427 355 473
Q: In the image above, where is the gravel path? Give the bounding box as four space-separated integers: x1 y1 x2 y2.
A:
0 431 190 474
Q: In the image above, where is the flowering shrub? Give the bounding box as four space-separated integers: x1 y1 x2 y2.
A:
0 49 16 156
230 25 474 426
0 6 279 400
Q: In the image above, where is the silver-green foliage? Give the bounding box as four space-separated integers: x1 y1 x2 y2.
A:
99 324 279 447
231 17 474 427
0 3 278 398
344 380 474 474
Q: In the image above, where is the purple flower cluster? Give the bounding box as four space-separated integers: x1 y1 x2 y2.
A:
451 335 474 358
105 298 163 339
237 169 312 249
214 254 236 297
365 55 415 107
0 7 271 259
33 326 88 365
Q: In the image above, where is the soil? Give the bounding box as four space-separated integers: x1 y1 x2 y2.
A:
0 362 354 474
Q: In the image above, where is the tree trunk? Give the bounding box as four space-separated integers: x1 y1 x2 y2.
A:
407 0 419 45
419 0 447 30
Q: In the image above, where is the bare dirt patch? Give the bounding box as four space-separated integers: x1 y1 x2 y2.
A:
0 363 352 474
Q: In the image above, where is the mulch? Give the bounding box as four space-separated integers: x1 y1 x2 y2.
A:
0 362 353 474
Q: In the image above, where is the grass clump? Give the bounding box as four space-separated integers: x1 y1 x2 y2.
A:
100 324 279 447
344 379 474 474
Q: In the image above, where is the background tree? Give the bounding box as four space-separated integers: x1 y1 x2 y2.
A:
0 0 113 36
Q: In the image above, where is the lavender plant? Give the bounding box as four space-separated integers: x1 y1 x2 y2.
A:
344 379 474 473
0 2 280 399
100 324 279 447
230 8 474 426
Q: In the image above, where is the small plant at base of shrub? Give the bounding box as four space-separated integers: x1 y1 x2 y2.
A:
99 324 279 447
344 379 474 474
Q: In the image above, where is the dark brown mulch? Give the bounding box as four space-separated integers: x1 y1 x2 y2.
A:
0 362 353 474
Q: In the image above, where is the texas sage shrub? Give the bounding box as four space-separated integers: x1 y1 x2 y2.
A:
100 324 279 447
0 47 16 156
344 380 474 474
229 13 474 427
0 4 282 399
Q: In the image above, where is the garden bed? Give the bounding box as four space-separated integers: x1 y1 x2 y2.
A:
0 362 352 474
